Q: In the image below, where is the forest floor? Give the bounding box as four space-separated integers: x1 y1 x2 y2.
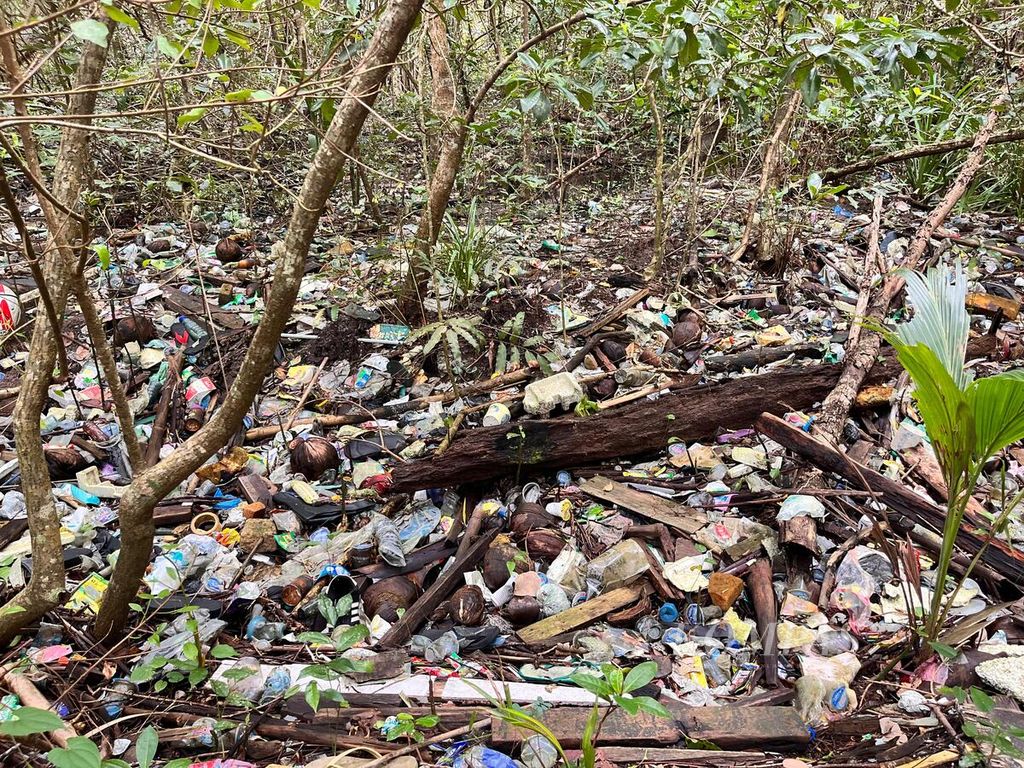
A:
1 176 1024 768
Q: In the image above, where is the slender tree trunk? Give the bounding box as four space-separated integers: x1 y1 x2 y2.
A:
427 9 455 118
94 0 427 637
645 85 665 281
0 22 111 643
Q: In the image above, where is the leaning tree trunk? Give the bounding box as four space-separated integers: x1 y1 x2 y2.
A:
93 0 427 637
0 22 111 643
813 89 1009 443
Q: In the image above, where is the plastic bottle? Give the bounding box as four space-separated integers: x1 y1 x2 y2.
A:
101 679 136 718
260 667 291 702
585 539 650 591
521 734 559 768
456 746 519 768
425 631 459 662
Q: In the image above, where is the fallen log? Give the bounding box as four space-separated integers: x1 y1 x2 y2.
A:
704 343 823 373
821 128 1024 182
755 412 1024 584
390 362 880 492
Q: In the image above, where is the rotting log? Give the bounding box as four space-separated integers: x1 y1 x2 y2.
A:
756 412 1024 584
390 362 881 492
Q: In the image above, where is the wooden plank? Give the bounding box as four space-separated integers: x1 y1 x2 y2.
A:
379 525 500 648
491 706 680 748
163 287 246 330
492 703 809 751
580 476 705 535
517 584 645 644
675 704 810 749
567 747 767 766
967 291 1020 320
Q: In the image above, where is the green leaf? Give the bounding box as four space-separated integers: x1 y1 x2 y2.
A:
895 261 970 388
201 32 220 58
129 663 157 684
296 631 333 645
136 726 158 768
623 661 658 693
101 4 139 31
225 89 254 103
0 707 65 737
332 623 368 651
164 760 192 768
156 35 183 58
188 668 208 687
415 715 439 728
970 686 995 714
48 736 102 768
306 681 321 712
634 696 672 718
209 644 237 659
70 19 109 48
614 695 642 715
930 640 959 660
965 369 1024 459
570 672 608 698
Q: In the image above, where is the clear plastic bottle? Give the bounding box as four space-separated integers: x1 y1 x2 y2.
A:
585 539 650 591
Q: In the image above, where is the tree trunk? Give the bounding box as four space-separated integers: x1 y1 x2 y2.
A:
645 84 665 281
93 0 427 638
0 22 111 644
427 10 455 118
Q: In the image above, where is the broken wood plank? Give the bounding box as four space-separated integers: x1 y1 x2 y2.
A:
517 583 646 644
580 476 705 535
674 704 810 750
379 525 500 648
967 291 1020 320
163 287 246 330
755 412 1024 584
391 363 882 492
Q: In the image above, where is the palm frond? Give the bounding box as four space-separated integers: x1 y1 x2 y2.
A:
894 260 971 389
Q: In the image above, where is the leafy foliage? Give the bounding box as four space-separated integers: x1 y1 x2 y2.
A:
882 261 1024 642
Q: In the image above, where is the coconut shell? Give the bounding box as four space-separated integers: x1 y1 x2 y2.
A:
363 576 419 622
483 542 532 591
448 585 485 626
509 508 551 540
599 339 627 363
215 237 244 262
43 447 89 479
525 529 566 562
113 315 157 346
504 595 541 626
289 436 341 480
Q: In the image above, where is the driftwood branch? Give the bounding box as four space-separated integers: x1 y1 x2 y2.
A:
821 128 1024 182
